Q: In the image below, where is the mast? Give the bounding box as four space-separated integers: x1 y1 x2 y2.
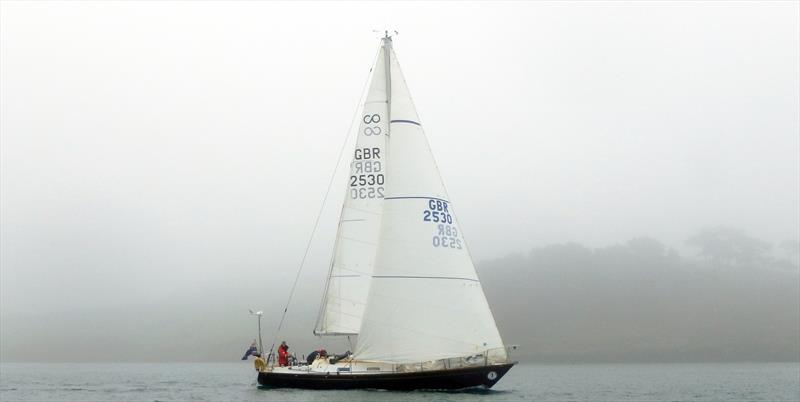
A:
383 32 392 126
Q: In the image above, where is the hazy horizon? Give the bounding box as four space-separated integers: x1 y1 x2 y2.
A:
1 230 797 363
1 2 798 364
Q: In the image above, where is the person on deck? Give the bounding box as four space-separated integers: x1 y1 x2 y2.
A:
306 348 328 365
278 341 291 367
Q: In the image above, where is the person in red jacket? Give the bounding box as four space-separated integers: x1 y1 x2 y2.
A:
278 341 290 367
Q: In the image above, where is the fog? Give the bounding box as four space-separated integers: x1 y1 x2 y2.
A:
1 2 798 362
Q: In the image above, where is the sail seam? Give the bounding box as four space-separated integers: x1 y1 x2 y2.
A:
313 331 359 336
383 196 450 203
372 275 478 282
332 266 372 276
342 205 382 215
339 235 379 245
326 297 368 307
390 119 421 126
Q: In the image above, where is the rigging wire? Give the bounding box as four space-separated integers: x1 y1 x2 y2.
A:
265 45 382 364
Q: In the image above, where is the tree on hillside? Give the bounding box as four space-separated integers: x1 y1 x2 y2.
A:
686 227 770 266
627 237 666 258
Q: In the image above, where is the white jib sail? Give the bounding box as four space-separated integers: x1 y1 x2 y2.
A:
314 46 389 335
353 38 507 363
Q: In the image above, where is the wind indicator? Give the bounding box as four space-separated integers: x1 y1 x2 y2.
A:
372 29 399 39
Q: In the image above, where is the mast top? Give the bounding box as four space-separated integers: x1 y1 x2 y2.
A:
380 30 397 48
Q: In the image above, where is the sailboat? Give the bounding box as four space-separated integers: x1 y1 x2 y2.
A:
255 33 516 390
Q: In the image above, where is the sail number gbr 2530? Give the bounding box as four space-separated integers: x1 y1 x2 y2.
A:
423 199 463 249
349 147 384 199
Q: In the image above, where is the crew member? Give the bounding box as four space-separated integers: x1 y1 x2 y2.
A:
306 348 328 365
278 341 291 367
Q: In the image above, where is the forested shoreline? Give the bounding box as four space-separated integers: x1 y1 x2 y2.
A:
481 228 799 362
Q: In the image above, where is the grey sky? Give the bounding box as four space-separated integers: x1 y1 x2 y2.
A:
1 0 798 326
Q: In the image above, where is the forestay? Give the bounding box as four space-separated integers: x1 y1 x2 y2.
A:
314 47 389 335
353 38 507 363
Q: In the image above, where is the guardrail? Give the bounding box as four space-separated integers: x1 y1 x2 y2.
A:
394 345 519 373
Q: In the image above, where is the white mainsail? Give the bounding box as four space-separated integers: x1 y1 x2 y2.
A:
352 37 507 363
314 47 389 335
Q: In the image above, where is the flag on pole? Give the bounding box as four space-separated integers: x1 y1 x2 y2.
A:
241 340 259 360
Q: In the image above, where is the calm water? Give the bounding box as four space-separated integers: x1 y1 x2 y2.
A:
0 362 798 401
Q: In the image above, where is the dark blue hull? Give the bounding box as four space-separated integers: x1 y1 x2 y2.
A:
257 363 515 390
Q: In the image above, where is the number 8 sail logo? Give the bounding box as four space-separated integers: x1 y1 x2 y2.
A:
363 114 381 124
363 114 382 136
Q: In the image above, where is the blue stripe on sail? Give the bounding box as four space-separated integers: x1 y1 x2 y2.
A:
384 196 450 203
390 119 421 126
373 275 479 282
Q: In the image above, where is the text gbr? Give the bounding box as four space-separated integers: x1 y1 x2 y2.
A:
350 147 384 199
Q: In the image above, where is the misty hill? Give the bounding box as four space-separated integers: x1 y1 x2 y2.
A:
483 235 799 363
1 232 798 363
